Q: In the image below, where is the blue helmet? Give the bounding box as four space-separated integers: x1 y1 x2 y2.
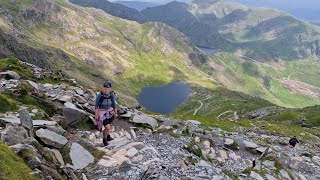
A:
103 81 112 88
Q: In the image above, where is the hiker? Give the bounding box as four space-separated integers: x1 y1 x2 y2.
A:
289 136 299 147
95 81 118 146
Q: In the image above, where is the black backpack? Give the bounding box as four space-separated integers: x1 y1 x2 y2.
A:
97 91 115 108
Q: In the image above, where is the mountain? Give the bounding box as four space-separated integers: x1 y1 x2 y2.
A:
69 0 148 23
114 1 161 11
0 0 211 106
230 0 320 23
142 0 320 61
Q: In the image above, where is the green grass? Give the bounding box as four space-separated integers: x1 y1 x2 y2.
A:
0 94 18 113
0 58 35 80
0 142 38 180
222 169 238 180
207 53 320 109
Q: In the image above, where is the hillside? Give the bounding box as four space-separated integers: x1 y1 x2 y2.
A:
69 0 148 23
142 0 320 61
0 0 213 107
0 59 319 180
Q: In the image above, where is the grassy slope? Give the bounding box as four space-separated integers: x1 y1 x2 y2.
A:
0 0 215 106
206 53 320 108
0 142 37 180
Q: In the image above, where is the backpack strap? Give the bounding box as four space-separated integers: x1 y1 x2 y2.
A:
97 91 113 108
97 91 104 108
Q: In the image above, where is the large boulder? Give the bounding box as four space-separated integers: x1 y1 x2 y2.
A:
0 70 20 79
0 124 29 145
243 140 259 154
63 102 89 126
132 114 158 130
19 108 33 136
68 143 94 170
243 140 259 149
35 128 68 148
224 138 239 150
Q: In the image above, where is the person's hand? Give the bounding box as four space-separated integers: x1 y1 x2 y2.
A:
95 115 100 121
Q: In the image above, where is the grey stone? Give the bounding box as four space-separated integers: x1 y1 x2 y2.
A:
50 149 65 166
243 140 258 149
126 147 138 158
280 169 291 180
26 80 39 90
131 154 144 163
312 156 320 166
63 102 88 126
31 109 38 114
262 160 276 170
75 88 84 95
266 174 278 180
73 95 87 104
185 120 201 125
297 173 308 180
0 70 20 79
120 111 134 118
224 138 234 146
57 95 73 102
19 108 33 136
250 171 264 180
46 126 66 135
33 120 57 126
0 124 29 145
27 156 42 169
256 147 272 154
68 143 94 170
132 114 158 130
35 128 68 148
195 160 212 168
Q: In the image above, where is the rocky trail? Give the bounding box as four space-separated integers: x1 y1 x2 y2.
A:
0 60 320 180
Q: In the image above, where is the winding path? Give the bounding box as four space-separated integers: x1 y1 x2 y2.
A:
193 96 211 116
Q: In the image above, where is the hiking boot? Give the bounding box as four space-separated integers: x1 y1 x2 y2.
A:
103 138 109 146
107 134 114 141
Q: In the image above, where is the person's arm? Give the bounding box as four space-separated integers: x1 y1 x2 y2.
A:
95 93 101 120
111 94 117 116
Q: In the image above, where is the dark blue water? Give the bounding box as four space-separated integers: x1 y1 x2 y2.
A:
137 82 191 114
197 46 216 54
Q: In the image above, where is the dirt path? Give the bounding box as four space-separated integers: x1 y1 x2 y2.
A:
217 110 233 119
193 96 211 116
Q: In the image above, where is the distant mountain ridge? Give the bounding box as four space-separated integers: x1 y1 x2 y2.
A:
141 0 320 61
69 0 148 23
230 0 320 22
114 1 161 11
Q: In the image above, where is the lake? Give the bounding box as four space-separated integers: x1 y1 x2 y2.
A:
136 82 191 114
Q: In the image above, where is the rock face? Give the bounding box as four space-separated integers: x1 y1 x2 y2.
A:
35 128 68 148
19 108 33 136
0 124 29 145
132 114 158 130
63 102 89 126
68 143 94 170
